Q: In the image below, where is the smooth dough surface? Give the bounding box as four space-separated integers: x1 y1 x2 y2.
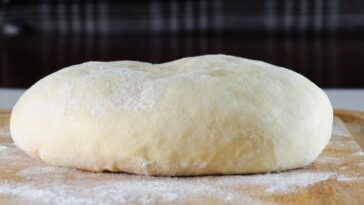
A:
10 55 333 176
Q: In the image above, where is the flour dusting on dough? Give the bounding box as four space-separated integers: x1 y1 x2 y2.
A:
58 62 159 114
10 55 334 175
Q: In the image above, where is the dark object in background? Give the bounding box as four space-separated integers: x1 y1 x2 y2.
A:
0 0 364 88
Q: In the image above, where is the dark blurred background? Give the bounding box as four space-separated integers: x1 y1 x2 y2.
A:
0 0 363 88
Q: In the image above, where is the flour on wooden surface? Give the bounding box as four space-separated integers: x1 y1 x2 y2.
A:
8 167 266 205
213 171 335 193
0 143 29 161
336 175 364 182
314 155 345 165
0 130 10 137
332 118 351 137
0 165 335 205
0 179 271 205
353 151 364 156
0 144 7 152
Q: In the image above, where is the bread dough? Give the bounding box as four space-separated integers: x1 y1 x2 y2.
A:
10 55 333 176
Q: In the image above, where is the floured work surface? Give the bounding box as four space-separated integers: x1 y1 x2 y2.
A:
0 109 363 205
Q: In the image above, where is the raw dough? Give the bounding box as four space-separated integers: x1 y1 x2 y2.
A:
10 55 333 176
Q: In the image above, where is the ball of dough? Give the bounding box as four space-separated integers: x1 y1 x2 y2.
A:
10 55 333 176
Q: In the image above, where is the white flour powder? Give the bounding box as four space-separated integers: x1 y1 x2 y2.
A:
0 144 7 152
0 165 335 205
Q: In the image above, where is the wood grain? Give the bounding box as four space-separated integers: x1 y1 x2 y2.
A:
0 109 363 205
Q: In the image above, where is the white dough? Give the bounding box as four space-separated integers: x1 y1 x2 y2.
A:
10 55 333 176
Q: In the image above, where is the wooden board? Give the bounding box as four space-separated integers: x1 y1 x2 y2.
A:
0 109 363 205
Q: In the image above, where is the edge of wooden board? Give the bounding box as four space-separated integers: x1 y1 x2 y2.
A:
334 109 364 150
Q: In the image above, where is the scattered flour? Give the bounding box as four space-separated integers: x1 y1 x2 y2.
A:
314 156 344 165
0 144 8 152
336 175 364 182
332 127 351 137
216 172 335 193
0 164 335 205
0 182 269 205
0 130 10 136
353 151 364 156
0 144 20 159
332 119 351 137
17 166 70 176
2 173 270 205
